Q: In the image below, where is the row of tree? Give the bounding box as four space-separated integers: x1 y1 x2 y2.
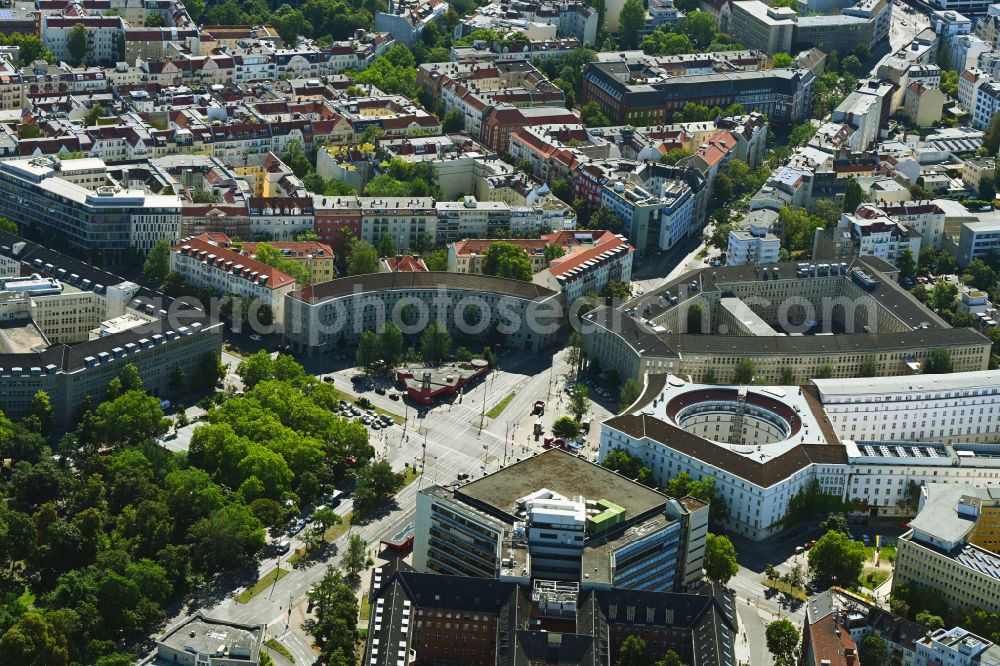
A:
0 350 399 663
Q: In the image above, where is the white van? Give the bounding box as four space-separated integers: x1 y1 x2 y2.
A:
276 540 291 555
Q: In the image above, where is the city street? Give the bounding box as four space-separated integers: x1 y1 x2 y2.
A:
147 338 822 666
888 3 930 55
144 346 617 665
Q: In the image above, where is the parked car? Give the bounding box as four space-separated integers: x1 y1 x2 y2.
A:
249 334 262 342
289 521 305 536
375 387 386 395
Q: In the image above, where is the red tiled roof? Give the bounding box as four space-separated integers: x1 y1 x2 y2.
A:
172 234 295 289
806 614 857 666
451 238 549 256
547 232 633 278
243 240 335 259
384 255 428 272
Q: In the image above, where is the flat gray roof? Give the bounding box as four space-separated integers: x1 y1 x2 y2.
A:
457 448 667 520
0 319 49 353
909 484 984 544
158 616 261 661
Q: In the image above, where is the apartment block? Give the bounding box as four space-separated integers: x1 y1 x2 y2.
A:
170 235 297 327
582 56 814 125
726 209 780 266
375 0 450 45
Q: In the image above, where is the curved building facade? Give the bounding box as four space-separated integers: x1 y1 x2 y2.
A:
283 271 562 353
582 255 991 383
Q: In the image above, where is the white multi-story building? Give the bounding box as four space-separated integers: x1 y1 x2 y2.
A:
41 16 126 65
878 201 947 249
813 207 922 264
435 197 511 245
375 0 450 45
815 371 1000 444
915 629 1000 666
599 371 1000 540
974 78 1000 129
895 490 1000 615
601 166 696 255
726 209 780 266
171 235 297 328
953 34 992 71
0 156 181 263
832 90 884 151
248 197 315 242
959 67 988 114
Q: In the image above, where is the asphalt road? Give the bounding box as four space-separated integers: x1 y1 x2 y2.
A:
144 346 615 664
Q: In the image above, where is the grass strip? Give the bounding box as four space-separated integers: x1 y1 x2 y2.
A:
265 638 295 663
486 392 515 419
236 567 289 603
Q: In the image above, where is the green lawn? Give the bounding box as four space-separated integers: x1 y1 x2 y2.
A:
235 567 289 603
265 638 295 663
763 577 808 601
324 512 353 543
863 544 896 564
486 392 515 419
360 593 371 621
859 567 889 590
400 466 420 488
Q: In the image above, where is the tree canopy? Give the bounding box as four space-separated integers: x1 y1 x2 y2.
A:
482 242 533 281
703 533 739 585
807 529 865 587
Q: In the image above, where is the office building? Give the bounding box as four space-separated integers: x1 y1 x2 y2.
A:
582 256 990 383
598 368 1000 540
582 56 814 125
0 230 223 428
874 468 1000 615
957 219 1000 265
601 163 699 255
0 156 181 263
413 449 708 591
728 1 796 53
154 614 265 666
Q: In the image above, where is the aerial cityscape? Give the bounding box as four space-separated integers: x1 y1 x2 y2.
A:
3 0 1000 664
